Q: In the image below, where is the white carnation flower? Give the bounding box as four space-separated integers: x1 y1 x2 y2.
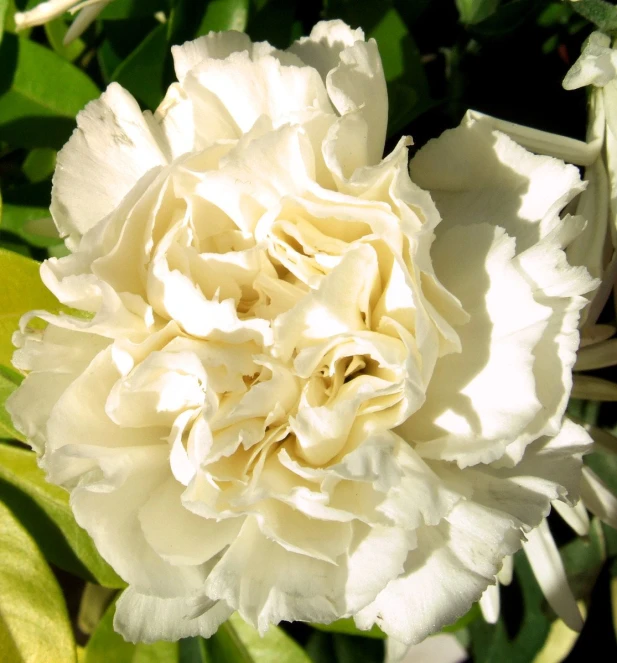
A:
7 21 597 647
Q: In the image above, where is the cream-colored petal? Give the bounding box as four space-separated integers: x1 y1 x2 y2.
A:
523 520 583 631
552 499 590 536
115 587 233 644
51 84 169 238
355 500 522 645
409 114 584 253
563 31 617 90
401 223 545 466
479 582 500 624
580 465 617 529
139 478 243 566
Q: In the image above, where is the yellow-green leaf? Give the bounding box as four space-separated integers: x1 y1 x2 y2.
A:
0 499 76 662
0 248 61 369
311 617 385 640
84 600 178 663
0 366 24 441
0 443 125 588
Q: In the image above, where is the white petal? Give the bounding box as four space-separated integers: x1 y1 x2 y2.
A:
45 347 169 456
14 0 79 29
580 465 617 529
409 113 584 253
171 31 253 81
58 445 209 597
289 20 365 79
180 48 332 146
461 420 591 530
7 324 109 453
386 634 467 663
568 158 610 284
115 587 233 644
355 500 522 645
205 517 342 631
552 499 590 536
497 555 513 585
290 20 387 163
63 2 107 44
523 520 583 631
400 223 545 466
509 219 597 450
479 582 500 624
563 31 617 90
51 84 169 237
273 243 379 361
139 478 243 566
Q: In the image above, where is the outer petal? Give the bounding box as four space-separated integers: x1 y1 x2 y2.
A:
57 444 209 597
563 32 617 90
205 516 342 631
290 20 387 163
171 31 253 81
179 49 332 147
409 114 584 253
504 222 597 459
138 478 244 567
115 588 233 644
355 500 522 645
51 84 169 238
7 324 110 453
399 223 546 466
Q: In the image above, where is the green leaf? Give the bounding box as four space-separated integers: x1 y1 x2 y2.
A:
22 148 56 183
0 34 99 149
311 618 385 640
77 583 116 636
0 499 76 662
0 0 8 45
100 0 168 20
469 552 551 662
0 442 125 587
331 634 384 663
0 366 24 441
569 0 617 32
44 17 86 62
245 0 297 49
559 517 606 601
1 204 57 248
167 0 208 46
181 614 311 663
0 248 64 368
367 9 433 134
456 0 501 24
179 637 210 663
207 621 253 663
586 450 617 498
112 22 167 109
304 631 334 663
369 8 410 82
223 613 312 663
84 599 178 663
196 0 249 35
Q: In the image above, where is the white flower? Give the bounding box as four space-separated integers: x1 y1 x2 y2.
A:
563 32 617 333
15 0 115 44
7 21 597 647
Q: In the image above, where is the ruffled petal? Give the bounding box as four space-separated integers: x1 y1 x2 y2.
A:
115 587 233 644
51 84 169 238
400 223 546 466
409 113 584 253
355 500 521 645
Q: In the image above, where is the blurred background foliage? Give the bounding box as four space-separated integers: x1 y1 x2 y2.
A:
1 1 617 662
